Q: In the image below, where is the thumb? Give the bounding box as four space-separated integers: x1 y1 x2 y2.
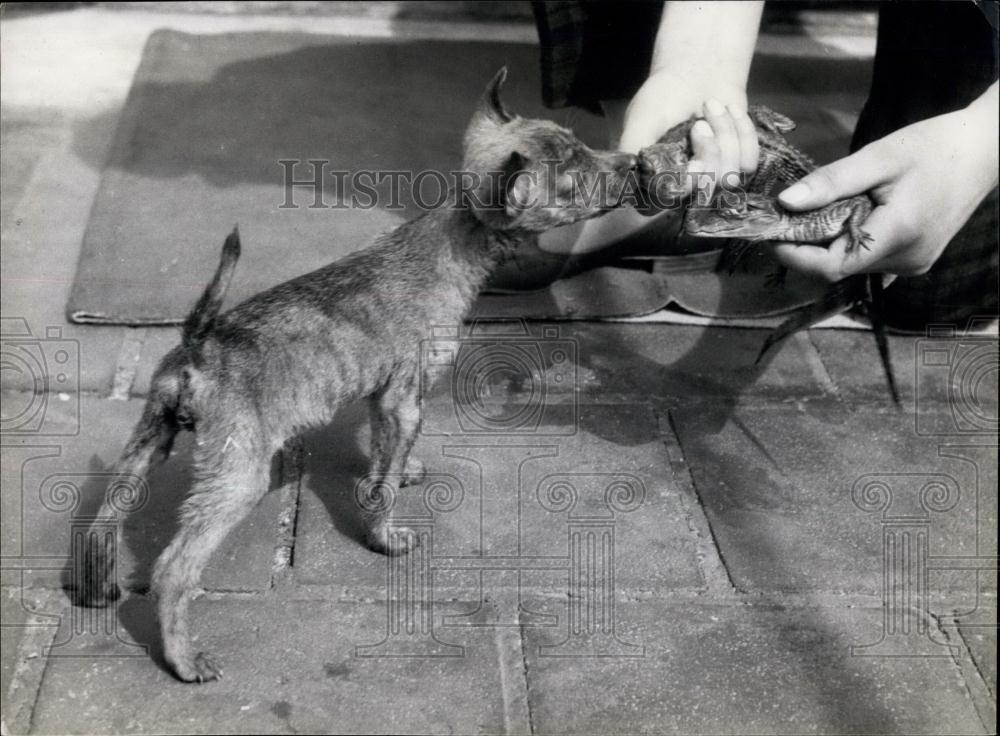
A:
778 143 891 211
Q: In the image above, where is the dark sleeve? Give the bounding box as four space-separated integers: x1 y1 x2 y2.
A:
862 1 999 329
532 0 664 113
852 0 998 149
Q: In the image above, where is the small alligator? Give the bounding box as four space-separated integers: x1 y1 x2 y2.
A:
637 104 816 207
637 105 817 273
684 193 899 404
684 192 875 253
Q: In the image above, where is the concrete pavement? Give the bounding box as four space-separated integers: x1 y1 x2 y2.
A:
2 6 996 734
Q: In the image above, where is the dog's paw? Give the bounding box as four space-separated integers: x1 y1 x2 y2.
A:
366 526 421 557
172 651 223 683
69 580 121 609
401 457 426 487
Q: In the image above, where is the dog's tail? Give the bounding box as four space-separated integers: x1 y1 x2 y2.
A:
182 226 241 354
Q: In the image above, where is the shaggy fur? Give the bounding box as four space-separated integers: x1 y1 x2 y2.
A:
74 68 636 682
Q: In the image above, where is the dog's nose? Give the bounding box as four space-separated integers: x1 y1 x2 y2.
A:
638 156 656 177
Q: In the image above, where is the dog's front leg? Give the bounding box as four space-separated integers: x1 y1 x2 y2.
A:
363 375 422 556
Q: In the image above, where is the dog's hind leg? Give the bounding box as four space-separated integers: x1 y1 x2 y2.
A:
152 430 270 683
74 395 180 608
362 373 422 556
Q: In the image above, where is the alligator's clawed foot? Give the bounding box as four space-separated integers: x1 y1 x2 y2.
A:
848 226 874 253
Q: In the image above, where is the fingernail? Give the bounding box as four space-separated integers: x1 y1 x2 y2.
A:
704 98 725 117
780 183 808 205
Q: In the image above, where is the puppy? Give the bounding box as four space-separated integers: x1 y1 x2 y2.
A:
76 68 637 682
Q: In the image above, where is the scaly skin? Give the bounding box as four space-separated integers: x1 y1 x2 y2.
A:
684 192 875 252
637 105 817 275
637 105 815 206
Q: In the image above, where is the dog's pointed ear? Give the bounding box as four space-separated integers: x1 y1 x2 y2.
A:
479 67 514 125
502 151 534 219
464 68 518 159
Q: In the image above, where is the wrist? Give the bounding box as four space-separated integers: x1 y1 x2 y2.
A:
644 67 747 109
963 82 1000 190
619 68 748 153
631 69 747 127
648 1 762 97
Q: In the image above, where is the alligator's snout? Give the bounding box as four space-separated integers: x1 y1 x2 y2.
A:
684 207 745 236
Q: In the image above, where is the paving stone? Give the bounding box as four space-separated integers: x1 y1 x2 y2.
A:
670 403 997 601
958 619 997 699
128 306 835 404
1 586 31 712
812 329 1000 419
130 301 834 408
0 314 125 397
1 393 284 594
809 329 919 405
294 401 703 598
300 321 828 408
29 597 520 735
0 107 66 227
532 322 830 404
0 111 128 395
521 600 987 735
1 583 58 734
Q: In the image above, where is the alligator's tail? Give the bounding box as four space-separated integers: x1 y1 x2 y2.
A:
756 275 899 404
866 274 900 405
182 226 241 355
755 275 867 365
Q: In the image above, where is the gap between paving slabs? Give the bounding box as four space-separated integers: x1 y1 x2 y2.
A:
25 597 531 735
5 328 992 731
5 394 992 731
290 401 706 600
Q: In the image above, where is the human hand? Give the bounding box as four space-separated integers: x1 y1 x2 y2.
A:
621 69 760 203
619 68 748 153
773 83 1000 281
